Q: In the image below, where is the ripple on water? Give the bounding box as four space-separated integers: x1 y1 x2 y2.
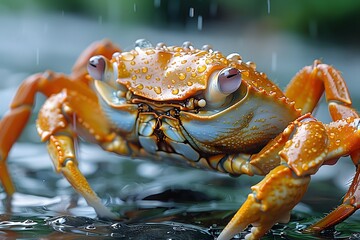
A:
2 144 360 239
46 216 213 240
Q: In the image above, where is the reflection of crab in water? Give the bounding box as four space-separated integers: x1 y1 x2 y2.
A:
1 39 360 239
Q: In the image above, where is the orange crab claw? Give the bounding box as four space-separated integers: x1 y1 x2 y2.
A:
306 165 360 232
218 165 310 240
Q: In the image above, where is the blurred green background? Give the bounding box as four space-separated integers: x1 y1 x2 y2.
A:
2 0 360 43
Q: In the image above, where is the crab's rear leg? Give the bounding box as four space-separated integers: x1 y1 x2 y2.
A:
306 118 360 232
0 72 97 196
0 73 44 195
285 61 360 232
0 39 120 197
284 60 358 120
306 168 360 233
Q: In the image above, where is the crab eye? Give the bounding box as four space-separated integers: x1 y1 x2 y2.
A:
218 68 242 94
204 67 242 108
87 55 106 81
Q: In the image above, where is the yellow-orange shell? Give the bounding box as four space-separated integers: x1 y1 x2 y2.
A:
113 46 228 101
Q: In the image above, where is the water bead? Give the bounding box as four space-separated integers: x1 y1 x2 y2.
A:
154 87 162 94
112 52 121 58
178 73 186 80
246 61 256 70
135 39 153 49
120 52 135 61
172 88 179 95
197 65 207 73
141 67 148 73
202 44 213 52
205 59 213 64
145 49 155 55
156 42 166 49
182 41 193 49
226 53 242 61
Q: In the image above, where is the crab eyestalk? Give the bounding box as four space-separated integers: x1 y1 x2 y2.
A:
204 67 242 108
87 55 119 89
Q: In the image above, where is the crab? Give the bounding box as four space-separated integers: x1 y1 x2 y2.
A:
1 39 360 239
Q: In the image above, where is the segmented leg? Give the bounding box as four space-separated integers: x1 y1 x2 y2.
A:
47 135 116 218
218 114 360 240
306 117 360 232
199 153 263 177
306 168 360 233
285 60 360 232
216 114 316 178
0 72 95 196
37 88 131 218
284 60 357 119
0 39 120 199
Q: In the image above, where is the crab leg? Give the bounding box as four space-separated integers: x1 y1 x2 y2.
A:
0 39 120 196
0 72 97 195
218 115 325 239
47 134 117 218
0 73 43 195
285 60 360 232
219 114 360 240
36 87 133 218
306 117 360 232
285 60 358 120
218 165 310 240
306 167 360 232
0 104 30 195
